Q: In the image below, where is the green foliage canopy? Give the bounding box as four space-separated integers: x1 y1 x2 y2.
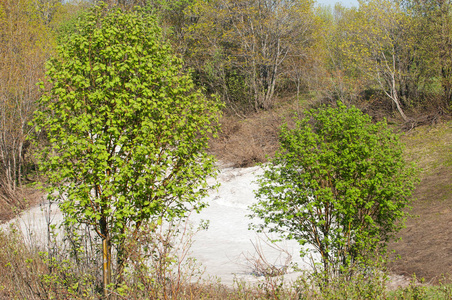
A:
249 103 418 276
34 4 220 263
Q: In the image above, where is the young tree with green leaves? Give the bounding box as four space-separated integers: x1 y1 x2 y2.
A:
249 102 417 279
408 0 452 106
315 4 365 105
33 4 220 296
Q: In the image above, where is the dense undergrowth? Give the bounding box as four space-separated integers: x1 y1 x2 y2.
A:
1 217 452 299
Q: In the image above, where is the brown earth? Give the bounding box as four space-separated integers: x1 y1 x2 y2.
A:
210 98 301 168
388 122 452 284
0 187 44 225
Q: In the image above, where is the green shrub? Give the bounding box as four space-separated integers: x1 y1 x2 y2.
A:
249 102 419 279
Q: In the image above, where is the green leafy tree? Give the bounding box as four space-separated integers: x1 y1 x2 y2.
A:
408 0 452 105
315 4 365 105
33 3 220 295
249 102 417 279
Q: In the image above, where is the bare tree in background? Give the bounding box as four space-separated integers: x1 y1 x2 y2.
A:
186 0 318 112
0 0 53 207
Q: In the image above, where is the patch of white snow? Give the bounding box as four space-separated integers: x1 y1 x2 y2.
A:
2 166 316 286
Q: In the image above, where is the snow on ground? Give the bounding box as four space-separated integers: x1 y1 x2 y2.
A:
188 166 314 285
3 199 64 247
3 166 315 286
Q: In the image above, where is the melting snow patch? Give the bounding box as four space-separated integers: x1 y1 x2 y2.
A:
3 166 316 286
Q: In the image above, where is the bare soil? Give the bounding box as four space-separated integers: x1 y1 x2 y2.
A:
388 122 452 284
210 99 302 168
388 167 452 284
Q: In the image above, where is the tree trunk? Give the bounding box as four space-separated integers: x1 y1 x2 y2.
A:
100 209 111 298
102 236 112 298
381 53 409 122
391 85 409 122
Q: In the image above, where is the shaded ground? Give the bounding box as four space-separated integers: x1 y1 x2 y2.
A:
388 122 452 284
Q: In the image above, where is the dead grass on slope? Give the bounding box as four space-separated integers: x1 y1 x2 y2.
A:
389 122 452 283
209 97 312 168
0 187 43 224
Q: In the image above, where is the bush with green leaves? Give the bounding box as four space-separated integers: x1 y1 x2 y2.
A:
33 3 221 294
249 102 418 278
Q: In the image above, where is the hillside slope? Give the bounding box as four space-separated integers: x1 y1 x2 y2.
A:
389 122 452 283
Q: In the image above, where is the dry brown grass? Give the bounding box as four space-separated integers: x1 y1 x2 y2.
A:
0 221 301 300
210 113 281 168
0 187 44 224
209 97 313 168
388 121 452 283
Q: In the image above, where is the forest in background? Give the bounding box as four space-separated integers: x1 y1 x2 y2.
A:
0 0 450 223
2 0 452 209
0 0 450 211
